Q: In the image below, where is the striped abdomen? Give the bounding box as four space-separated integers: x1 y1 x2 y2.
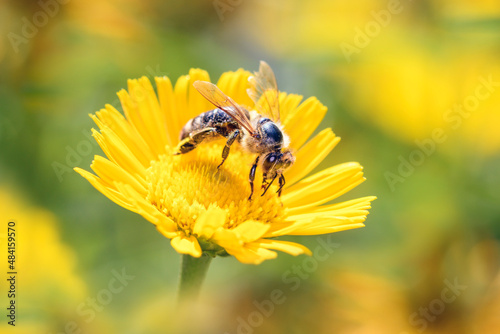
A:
180 108 240 140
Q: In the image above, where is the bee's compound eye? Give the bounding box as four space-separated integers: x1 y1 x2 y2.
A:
262 153 279 172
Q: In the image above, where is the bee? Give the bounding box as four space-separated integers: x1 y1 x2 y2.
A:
174 61 295 200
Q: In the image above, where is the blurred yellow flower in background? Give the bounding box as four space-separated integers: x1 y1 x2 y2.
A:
66 0 149 39
75 66 375 264
343 46 500 156
0 188 88 333
235 0 382 58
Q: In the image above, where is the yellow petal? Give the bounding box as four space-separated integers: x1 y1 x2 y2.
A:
284 128 340 188
90 156 147 195
283 162 365 209
174 69 212 137
216 69 253 107
186 68 213 119
171 235 202 257
226 243 277 264
93 104 155 164
173 74 190 134
211 223 276 264
288 195 377 216
211 228 242 249
256 239 312 256
266 196 375 237
156 220 178 239
155 76 177 146
192 207 227 239
268 216 365 237
91 128 147 179
283 96 328 150
311 196 377 214
232 220 270 243
279 93 303 124
286 222 365 236
128 77 169 156
114 183 165 226
118 85 161 157
74 167 134 211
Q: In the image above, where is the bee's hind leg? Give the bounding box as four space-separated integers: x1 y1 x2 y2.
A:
217 129 240 169
174 127 216 155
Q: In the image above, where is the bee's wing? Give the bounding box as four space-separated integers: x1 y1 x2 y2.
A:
193 81 257 136
247 61 280 123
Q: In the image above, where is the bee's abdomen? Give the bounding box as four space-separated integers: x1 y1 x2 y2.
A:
180 108 238 140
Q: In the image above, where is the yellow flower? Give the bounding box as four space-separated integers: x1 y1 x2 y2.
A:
0 187 87 332
341 46 500 156
75 66 375 264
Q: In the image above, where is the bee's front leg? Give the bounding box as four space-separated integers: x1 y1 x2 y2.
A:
248 156 259 201
277 173 285 197
261 174 278 197
218 129 240 169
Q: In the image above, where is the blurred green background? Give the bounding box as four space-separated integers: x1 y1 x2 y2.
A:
1 0 500 333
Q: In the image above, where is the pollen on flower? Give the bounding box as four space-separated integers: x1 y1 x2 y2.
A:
146 141 286 235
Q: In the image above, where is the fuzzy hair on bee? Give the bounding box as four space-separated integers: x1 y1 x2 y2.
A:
174 61 295 200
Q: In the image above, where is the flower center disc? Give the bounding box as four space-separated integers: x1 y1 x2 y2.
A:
147 142 285 232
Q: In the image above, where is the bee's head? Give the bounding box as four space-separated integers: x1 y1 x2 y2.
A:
262 150 295 179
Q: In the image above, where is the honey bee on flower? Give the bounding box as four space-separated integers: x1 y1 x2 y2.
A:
75 62 375 264
175 61 294 200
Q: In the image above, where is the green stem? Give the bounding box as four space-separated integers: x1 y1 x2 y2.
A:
178 253 212 302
